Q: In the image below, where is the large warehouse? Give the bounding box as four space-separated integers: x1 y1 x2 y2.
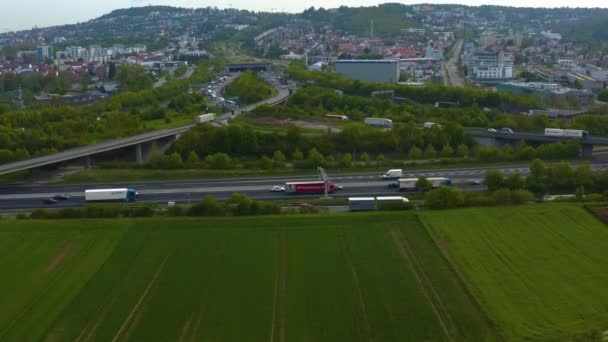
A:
335 60 400 83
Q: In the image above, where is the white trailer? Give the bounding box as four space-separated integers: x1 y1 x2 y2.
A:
349 197 376 211
564 129 588 138
84 188 138 202
398 178 418 191
195 113 216 124
428 177 452 188
364 117 393 128
545 128 588 138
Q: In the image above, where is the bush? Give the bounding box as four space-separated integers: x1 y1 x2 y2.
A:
189 195 224 216
511 189 534 204
464 192 496 207
425 187 464 209
492 189 512 205
586 193 604 202
205 153 234 169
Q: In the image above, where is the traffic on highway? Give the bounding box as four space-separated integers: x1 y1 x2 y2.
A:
2 162 607 210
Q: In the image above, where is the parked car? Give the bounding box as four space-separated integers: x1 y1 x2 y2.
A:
53 194 70 200
271 186 285 192
487 128 497 133
500 127 514 134
43 198 58 205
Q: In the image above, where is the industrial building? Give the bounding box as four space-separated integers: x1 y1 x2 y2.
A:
497 82 593 106
335 60 400 83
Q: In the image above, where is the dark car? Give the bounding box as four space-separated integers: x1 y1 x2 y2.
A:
388 182 400 189
53 194 70 200
43 198 58 205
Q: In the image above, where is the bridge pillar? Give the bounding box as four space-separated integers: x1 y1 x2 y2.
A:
136 143 144 164
581 143 594 158
84 156 92 169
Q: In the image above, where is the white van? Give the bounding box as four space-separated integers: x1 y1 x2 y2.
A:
382 169 403 180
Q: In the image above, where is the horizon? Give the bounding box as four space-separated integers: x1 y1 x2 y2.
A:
1 0 608 33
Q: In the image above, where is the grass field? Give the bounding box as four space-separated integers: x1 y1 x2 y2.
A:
0 213 497 342
420 205 608 341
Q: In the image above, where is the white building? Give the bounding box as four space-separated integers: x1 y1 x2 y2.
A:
469 50 513 82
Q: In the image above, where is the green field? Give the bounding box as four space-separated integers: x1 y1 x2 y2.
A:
0 213 496 342
420 205 608 341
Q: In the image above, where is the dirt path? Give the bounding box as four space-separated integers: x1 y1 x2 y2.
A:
269 231 289 342
338 231 374 342
45 240 74 273
390 229 454 341
111 253 171 342
178 319 192 342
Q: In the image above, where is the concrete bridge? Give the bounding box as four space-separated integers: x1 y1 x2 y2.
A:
0 87 291 176
466 129 608 158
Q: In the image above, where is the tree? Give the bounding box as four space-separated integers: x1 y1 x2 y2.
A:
425 187 464 209
574 161 593 188
576 185 585 202
292 149 304 161
457 144 469 158
205 153 233 169
440 145 454 158
416 176 433 193
308 148 325 166
108 62 117 80
272 150 286 164
527 159 547 197
340 153 353 167
161 152 183 169
186 151 200 165
485 170 504 192
257 156 274 169
408 146 423 159
376 153 385 164
116 64 153 92
504 172 526 190
423 145 437 159
360 152 369 163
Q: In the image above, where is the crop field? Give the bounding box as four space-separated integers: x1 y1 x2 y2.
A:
0 213 496 342
420 205 608 341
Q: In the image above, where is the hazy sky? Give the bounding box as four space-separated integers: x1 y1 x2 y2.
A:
2 0 608 32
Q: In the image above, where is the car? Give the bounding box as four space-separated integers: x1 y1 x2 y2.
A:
53 194 70 200
298 203 313 209
43 198 58 205
335 185 344 190
500 127 514 134
465 180 482 186
388 182 400 189
487 128 497 133
271 186 285 192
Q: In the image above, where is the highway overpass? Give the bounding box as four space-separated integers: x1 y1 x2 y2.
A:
466 129 608 157
0 85 291 176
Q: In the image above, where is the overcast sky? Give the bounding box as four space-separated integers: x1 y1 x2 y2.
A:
2 0 608 32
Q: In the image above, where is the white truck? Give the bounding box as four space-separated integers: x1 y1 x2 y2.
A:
364 117 393 128
194 113 216 124
382 169 403 180
544 128 588 139
84 188 138 202
398 177 452 191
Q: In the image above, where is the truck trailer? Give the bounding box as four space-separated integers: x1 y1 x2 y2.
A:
285 181 336 194
398 177 452 191
364 117 393 128
544 128 588 139
194 113 216 124
84 188 138 202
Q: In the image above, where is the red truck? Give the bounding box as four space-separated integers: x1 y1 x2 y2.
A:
285 181 336 194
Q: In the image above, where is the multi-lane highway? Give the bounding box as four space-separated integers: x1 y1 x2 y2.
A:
2 162 606 211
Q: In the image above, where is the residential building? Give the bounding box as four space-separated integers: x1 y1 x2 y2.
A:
37 45 53 61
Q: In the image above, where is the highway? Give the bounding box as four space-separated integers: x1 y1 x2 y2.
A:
2 162 606 211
